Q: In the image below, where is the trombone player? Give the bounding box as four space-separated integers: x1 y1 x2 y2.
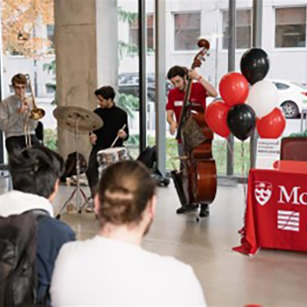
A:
0 73 40 155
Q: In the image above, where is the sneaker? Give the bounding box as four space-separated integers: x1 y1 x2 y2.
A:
86 198 94 213
199 204 209 217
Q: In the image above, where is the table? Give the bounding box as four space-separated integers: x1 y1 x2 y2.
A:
233 168 307 255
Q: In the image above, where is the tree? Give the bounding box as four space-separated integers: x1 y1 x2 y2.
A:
2 0 54 57
43 59 57 104
117 6 154 59
117 93 139 118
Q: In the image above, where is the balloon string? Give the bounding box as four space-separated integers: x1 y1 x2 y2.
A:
241 141 248 205
226 137 234 160
213 138 233 174
238 140 249 241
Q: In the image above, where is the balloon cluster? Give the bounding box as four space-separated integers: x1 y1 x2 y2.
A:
205 48 286 141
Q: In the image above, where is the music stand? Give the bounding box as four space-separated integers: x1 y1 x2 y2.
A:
53 106 103 217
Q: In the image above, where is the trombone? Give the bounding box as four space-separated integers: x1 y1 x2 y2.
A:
25 74 45 120
23 74 46 147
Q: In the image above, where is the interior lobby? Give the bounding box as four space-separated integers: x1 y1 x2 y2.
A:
1 0 307 306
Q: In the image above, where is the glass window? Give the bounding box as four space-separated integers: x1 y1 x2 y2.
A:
2 1 57 154
46 84 55 94
129 14 154 50
222 9 252 49
118 84 155 104
46 24 55 50
174 12 201 51
118 1 141 159
275 7 306 48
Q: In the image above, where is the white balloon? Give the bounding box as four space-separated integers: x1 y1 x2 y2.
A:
247 80 278 118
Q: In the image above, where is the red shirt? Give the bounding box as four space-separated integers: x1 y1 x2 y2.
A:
166 82 207 122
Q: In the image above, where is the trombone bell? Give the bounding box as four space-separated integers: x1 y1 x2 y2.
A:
24 74 46 121
30 108 45 120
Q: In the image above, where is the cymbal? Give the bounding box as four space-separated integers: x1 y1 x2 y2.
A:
53 106 103 132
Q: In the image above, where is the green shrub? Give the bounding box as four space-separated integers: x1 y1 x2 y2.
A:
44 129 58 151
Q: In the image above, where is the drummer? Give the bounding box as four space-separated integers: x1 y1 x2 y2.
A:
86 86 129 210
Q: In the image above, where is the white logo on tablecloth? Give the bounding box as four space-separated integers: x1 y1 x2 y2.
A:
277 210 300 232
255 181 272 206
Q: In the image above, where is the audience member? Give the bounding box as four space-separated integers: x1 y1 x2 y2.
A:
0 146 76 304
51 160 206 306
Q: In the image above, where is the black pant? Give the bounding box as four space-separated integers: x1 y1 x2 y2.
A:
6 135 41 156
85 148 99 198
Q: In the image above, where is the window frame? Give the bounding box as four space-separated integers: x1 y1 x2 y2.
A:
128 13 155 52
172 11 201 53
221 8 253 51
274 6 307 50
46 24 55 52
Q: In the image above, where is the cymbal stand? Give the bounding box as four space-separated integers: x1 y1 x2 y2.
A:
56 115 89 219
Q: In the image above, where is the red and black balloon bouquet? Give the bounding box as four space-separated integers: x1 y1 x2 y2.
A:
240 48 270 85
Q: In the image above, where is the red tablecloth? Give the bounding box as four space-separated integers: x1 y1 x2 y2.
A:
234 168 307 255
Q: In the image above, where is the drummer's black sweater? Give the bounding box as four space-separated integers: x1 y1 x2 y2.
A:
92 105 129 150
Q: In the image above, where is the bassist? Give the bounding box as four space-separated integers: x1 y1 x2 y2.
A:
166 65 217 215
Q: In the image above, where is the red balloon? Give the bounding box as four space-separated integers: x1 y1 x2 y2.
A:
205 101 230 138
219 72 249 107
257 108 286 139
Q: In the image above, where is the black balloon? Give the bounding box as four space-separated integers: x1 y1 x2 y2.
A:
227 104 256 141
240 48 269 85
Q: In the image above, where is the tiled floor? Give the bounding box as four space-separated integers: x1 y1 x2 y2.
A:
1 175 307 307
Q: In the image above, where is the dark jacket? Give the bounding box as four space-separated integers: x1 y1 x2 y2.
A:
36 216 76 304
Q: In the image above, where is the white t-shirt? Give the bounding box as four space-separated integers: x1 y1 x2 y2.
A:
50 235 206 306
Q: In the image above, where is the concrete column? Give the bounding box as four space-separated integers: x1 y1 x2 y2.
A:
54 0 97 159
0 1 4 163
155 0 166 176
96 0 118 89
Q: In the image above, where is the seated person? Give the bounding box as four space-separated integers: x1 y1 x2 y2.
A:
51 160 206 306
0 73 40 154
86 85 129 211
0 146 76 304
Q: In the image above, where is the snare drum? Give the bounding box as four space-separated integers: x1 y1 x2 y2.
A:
97 147 130 175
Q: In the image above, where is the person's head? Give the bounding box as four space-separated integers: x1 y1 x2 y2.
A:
94 86 116 108
11 73 28 98
9 146 64 202
95 160 156 239
167 66 188 91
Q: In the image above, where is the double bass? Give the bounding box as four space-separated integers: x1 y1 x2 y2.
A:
172 39 217 218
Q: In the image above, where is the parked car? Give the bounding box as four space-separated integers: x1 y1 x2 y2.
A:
118 84 156 103
208 80 307 119
119 72 157 86
272 80 307 119
119 72 172 94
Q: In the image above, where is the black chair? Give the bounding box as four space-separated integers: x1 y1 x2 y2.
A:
35 121 44 145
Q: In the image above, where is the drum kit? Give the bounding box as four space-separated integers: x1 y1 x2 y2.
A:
53 106 130 217
54 106 103 216
97 147 129 175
